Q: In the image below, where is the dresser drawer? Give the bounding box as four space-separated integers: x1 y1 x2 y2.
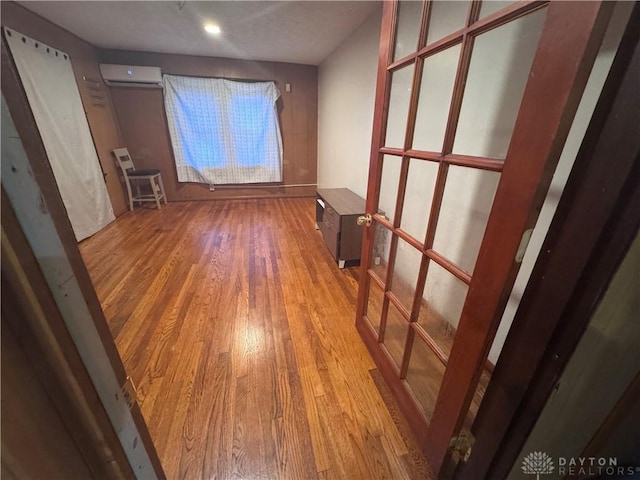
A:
323 204 341 232
319 217 339 260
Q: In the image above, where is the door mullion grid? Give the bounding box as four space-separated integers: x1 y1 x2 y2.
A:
413 322 449 366
470 0 549 37
372 0 550 432
407 0 478 318
413 0 545 286
441 7 480 157
358 0 600 475
442 153 503 171
412 0 479 271
425 2 610 472
381 0 424 335
423 162 449 251
400 0 459 368
366 0 399 217
391 156 411 230
399 326 416 379
394 229 423 254
389 53 421 234
399 252 430 378
384 0 429 248
385 0 431 379
415 33 464 64
379 231 399 333
357 0 396 325
377 290 392 344
362 271 384 339
365 0 401 304
398 0 482 392
426 249 472 285
391 147 505 172
419 1 432 51
398 161 451 378
465 1 483 29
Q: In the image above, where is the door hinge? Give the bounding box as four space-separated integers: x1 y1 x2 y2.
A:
120 376 137 409
515 228 534 263
449 429 475 463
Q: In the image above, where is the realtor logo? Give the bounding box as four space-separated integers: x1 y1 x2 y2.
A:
522 451 555 479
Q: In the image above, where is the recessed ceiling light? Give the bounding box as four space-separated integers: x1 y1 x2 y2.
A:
204 24 221 35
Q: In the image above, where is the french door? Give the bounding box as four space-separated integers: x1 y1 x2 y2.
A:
355 0 612 475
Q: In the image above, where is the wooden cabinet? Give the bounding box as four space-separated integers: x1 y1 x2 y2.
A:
316 188 366 268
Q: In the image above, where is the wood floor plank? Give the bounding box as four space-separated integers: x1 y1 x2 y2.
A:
79 198 433 480
202 351 233 480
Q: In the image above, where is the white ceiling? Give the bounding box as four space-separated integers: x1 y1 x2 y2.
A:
18 1 380 66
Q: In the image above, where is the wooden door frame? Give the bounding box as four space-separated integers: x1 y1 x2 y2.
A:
356 0 616 474
1 34 165 479
2 192 135 479
460 5 640 477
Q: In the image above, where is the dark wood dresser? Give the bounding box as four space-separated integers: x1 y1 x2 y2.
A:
316 188 366 268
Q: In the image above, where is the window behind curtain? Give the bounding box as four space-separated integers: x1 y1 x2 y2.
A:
163 74 283 185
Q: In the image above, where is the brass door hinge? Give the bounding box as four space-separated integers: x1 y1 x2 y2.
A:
449 429 475 463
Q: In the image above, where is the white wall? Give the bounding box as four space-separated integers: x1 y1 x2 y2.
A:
317 5 382 199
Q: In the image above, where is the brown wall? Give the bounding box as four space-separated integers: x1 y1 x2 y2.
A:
100 49 318 200
1 2 129 216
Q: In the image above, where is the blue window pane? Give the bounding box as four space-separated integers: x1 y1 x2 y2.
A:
230 95 272 167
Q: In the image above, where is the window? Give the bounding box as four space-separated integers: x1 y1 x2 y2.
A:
163 74 283 185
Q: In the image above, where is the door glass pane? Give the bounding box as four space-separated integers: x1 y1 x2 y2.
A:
452 8 547 159
426 0 469 45
382 301 409 368
365 276 386 334
385 65 414 148
413 44 461 153
478 1 516 20
417 261 468 360
393 0 423 61
399 159 439 242
369 222 392 284
379 155 402 225
405 336 447 420
390 239 423 312
432 165 500 274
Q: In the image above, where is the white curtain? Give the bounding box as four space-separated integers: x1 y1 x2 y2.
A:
163 74 283 185
5 28 114 241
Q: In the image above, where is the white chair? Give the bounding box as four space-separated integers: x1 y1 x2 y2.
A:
113 148 167 211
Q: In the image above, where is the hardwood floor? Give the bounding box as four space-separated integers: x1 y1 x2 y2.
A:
79 198 432 480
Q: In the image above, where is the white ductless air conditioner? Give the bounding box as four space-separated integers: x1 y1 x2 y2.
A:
99 64 163 88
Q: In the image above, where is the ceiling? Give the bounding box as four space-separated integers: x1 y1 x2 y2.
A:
18 1 380 66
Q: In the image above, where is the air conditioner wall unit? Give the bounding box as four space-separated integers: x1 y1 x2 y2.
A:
99 64 163 88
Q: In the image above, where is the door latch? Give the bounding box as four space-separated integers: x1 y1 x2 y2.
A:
448 429 475 463
357 214 372 227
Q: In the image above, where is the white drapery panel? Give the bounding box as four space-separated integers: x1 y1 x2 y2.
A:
5 28 115 241
163 74 283 185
